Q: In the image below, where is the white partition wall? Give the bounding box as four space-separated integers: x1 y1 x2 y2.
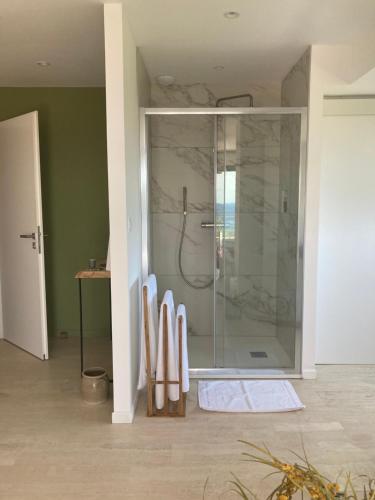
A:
104 4 131 423
104 3 150 423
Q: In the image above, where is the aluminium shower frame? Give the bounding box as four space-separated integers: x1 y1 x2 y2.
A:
140 107 308 379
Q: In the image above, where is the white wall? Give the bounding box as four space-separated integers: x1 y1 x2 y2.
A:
317 99 375 363
104 3 150 423
279 44 375 376
303 45 375 369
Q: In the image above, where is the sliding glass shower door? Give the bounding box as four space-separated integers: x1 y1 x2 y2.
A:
214 113 303 371
143 108 306 376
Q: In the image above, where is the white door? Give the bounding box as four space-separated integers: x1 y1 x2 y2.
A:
317 99 375 364
0 112 48 360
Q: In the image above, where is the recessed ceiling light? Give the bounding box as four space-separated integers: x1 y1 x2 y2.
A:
224 11 240 19
213 65 225 71
36 60 51 67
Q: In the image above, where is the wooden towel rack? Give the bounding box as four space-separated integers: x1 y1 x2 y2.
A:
143 286 186 417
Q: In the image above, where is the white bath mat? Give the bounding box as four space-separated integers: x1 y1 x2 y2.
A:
198 380 305 413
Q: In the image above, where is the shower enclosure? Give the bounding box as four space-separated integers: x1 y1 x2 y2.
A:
140 107 307 377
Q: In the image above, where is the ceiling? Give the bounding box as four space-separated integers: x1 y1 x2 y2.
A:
125 0 375 86
1 0 375 87
0 0 105 86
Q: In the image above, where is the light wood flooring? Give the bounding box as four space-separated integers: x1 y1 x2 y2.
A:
1 338 375 499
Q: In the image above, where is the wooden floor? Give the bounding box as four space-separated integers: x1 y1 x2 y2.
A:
1 338 375 499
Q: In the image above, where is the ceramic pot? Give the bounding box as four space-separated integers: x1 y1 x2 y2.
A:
81 367 108 404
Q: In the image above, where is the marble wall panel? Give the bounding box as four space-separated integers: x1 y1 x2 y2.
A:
156 274 214 337
281 48 311 107
151 146 214 213
221 275 278 337
149 82 293 357
150 115 214 148
276 49 310 364
152 213 214 276
224 213 278 276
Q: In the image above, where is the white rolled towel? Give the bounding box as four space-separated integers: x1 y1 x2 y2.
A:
155 290 179 409
137 274 158 390
175 304 189 393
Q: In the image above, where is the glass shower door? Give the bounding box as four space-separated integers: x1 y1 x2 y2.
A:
214 113 303 371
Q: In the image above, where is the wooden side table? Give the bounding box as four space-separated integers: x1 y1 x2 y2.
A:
75 269 111 375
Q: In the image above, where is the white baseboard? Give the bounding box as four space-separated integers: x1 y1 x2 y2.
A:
111 391 139 424
112 411 134 424
302 367 317 379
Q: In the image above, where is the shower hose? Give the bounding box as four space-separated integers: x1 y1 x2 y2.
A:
178 211 214 290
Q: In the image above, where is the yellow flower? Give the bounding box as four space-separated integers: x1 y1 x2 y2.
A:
278 495 290 500
281 463 294 473
327 482 340 493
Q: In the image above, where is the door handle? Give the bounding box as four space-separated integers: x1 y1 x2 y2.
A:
216 229 224 278
20 233 36 240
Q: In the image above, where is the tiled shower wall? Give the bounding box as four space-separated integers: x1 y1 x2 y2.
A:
277 48 311 364
150 82 284 341
150 112 215 337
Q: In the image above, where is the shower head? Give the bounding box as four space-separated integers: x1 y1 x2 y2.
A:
216 93 254 107
182 186 187 215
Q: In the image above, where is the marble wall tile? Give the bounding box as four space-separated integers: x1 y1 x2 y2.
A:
150 115 214 148
151 213 214 276
224 213 278 276
155 273 279 340
237 184 279 213
275 286 296 323
281 48 311 107
240 116 280 147
217 115 280 150
149 81 305 360
226 146 280 172
220 275 278 337
151 146 214 213
275 49 310 364
224 316 277 338
277 213 298 290
223 146 281 213
151 81 282 108
151 82 217 107
276 287 297 365
156 274 214 337
279 115 301 215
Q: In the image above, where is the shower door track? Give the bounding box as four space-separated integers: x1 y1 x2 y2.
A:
140 107 308 378
141 107 306 115
189 370 302 379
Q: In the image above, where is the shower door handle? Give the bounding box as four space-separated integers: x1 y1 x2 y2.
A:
216 229 224 277
218 230 224 258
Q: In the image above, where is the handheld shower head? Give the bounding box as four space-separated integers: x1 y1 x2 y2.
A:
182 186 187 215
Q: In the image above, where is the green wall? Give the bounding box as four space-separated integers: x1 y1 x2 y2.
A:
0 88 110 337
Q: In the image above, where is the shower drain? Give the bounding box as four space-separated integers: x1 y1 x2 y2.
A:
250 351 268 358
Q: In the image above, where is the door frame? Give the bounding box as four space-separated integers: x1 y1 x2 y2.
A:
139 106 307 378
